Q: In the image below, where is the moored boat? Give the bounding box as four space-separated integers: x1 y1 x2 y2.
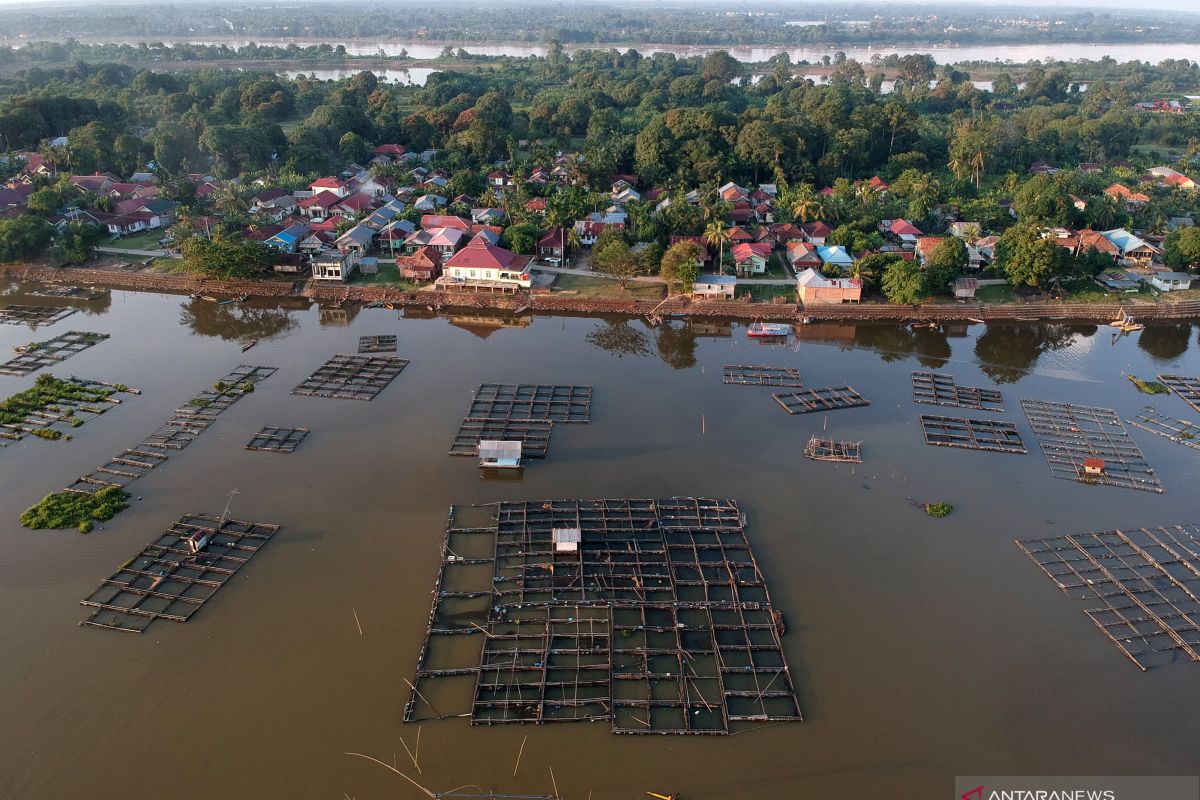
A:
747 322 791 338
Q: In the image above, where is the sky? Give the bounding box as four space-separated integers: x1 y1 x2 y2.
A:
0 0 1195 11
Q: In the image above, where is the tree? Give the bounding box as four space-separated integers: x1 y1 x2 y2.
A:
659 241 703 295
923 238 968 295
703 221 731 275
881 258 924 305
26 188 62 217
997 225 1069 288
502 222 541 255
0 215 55 262
179 233 277 279
55 222 103 263
593 238 642 289
1164 227 1200 270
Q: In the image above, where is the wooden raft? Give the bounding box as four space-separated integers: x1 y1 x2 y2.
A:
912 371 1004 411
722 365 803 388
0 304 78 326
920 415 1027 454
1016 524 1200 671
1157 374 1200 414
803 435 861 462
80 514 280 633
292 354 408 401
773 386 868 415
245 426 309 453
1127 409 1200 450
405 498 802 735
467 383 592 423
450 419 552 457
0 331 110 377
1021 399 1162 493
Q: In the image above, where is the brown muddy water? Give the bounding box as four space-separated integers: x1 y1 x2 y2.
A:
1 281 1198 800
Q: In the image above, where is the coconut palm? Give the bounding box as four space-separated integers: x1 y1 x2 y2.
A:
704 220 732 275
970 150 986 188
790 184 820 222
565 226 581 267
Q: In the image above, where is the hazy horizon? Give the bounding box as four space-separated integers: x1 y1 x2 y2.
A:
0 0 1195 9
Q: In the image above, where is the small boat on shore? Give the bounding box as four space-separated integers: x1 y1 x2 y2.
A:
966 317 986 324
747 322 791 338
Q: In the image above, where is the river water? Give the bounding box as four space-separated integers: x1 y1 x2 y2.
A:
1 281 1198 799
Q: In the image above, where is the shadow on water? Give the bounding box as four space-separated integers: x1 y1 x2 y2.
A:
974 322 1097 383
656 322 698 369
179 297 300 341
1136 323 1193 363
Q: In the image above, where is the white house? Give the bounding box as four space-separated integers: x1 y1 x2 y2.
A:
692 274 737 300
312 249 360 282
1149 272 1193 292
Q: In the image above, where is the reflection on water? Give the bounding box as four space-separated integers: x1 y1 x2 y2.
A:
656 322 698 370
180 297 300 340
850 323 949 368
974 323 1096 383
0 281 113 320
1136 324 1193 363
446 310 533 339
585 318 651 358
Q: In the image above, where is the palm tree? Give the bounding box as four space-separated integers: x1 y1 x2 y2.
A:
704 220 732 275
565 226 581 267
790 184 820 222
948 154 968 181
970 150 986 188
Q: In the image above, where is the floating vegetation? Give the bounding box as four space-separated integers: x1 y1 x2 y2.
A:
1125 374 1169 395
0 374 132 445
924 502 954 518
20 487 130 531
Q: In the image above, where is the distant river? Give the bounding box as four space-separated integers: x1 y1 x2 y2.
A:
26 37 1200 65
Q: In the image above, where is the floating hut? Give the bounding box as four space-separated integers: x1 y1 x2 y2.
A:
478 439 523 470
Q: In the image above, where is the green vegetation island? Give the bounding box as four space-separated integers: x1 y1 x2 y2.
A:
1 12 1199 315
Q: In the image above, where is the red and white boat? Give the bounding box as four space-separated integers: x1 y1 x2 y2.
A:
746 322 792 338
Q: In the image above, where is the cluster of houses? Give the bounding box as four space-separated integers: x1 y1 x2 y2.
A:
3 144 1197 301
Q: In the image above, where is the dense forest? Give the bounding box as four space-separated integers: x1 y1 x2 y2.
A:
0 2 1196 47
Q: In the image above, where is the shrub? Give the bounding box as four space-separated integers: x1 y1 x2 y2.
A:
924 502 953 518
20 487 131 530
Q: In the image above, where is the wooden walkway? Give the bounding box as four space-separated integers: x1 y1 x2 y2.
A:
772 386 868 415
920 415 1027 453
1021 400 1162 493
1016 524 1200 670
65 365 276 493
80 514 279 633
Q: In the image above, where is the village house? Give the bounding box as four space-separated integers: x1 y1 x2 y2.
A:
692 274 737 300
264 222 311 253
816 244 855 272
404 225 465 257
335 224 376 257
785 240 823 271
796 268 862 304
538 228 566 262
1149 166 1197 190
574 213 626 246
309 176 350 199
730 242 772 277
881 218 923 248
438 235 532 291
800 221 832 245
311 249 360 282
914 236 946 266
1102 229 1160 266
395 246 443 282
1103 183 1150 211
1149 272 1193 292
